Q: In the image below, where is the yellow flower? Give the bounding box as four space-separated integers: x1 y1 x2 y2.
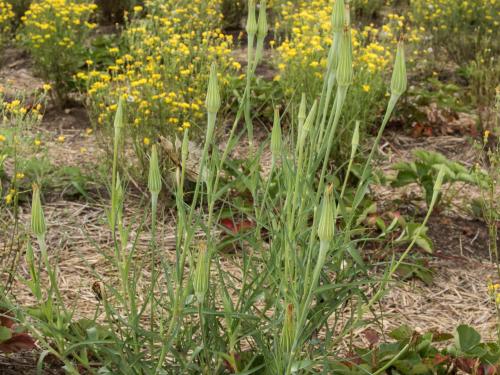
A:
34 139 42 146
0 134 6 142
362 84 371 92
57 135 65 143
143 137 151 145
43 83 52 91
80 147 87 154
16 172 25 180
5 192 14 204
133 6 143 12
484 130 490 141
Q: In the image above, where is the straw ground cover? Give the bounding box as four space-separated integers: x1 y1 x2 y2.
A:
1 0 500 373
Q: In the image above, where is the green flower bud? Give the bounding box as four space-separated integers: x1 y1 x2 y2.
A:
257 0 268 39
31 184 46 238
298 93 307 125
336 27 353 87
181 129 189 165
390 42 407 96
193 243 210 304
206 63 221 114
351 120 360 154
317 185 335 242
246 0 258 37
271 107 282 161
113 97 125 143
298 99 317 149
344 3 351 27
281 303 295 353
302 99 318 134
331 0 345 33
148 144 162 195
111 173 124 229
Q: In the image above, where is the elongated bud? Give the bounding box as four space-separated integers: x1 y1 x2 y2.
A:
390 42 407 96
148 145 162 195
254 0 268 63
281 303 295 353
193 243 210 304
336 27 353 87
298 93 307 126
181 129 189 164
332 0 345 33
111 173 124 229
257 0 268 38
246 0 258 37
206 63 221 114
351 120 360 154
318 185 335 242
344 3 351 27
31 184 46 238
298 99 317 148
271 107 282 161
113 97 125 142
302 100 318 134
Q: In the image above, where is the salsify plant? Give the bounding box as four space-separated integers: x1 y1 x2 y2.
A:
2 1 447 374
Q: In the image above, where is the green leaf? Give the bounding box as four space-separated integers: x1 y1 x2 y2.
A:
389 325 413 342
454 325 481 353
415 235 433 254
0 326 12 342
392 170 418 187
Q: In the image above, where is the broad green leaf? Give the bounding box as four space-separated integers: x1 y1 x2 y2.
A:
389 325 413 342
454 324 481 353
0 326 12 342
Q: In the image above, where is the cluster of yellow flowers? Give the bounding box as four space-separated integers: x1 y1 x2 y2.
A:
410 0 500 61
488 280 500 306
274 0 420 96
1 92 47 205
83 0 240 144
18 0 97 98
20 0 97 49
0 0 14 48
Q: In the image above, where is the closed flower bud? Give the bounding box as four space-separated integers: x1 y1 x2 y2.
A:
351 120 360 154
31 184 46 238
298 93 307 125
257 0 268 38
336 27 353 87
113 97 125 142
271 107 282 161
390 42 407 96
302 100 318 135
206 63 221 114
193 243 210 304
148 145 162 195
331 0 345 33
246 0 258 37
344 3 351 27
181 130 189 164
317 185 335 242
281 303 295 353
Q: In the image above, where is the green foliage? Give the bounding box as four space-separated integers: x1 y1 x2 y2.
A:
410 0 500 64
0 0 14 53
95 0 142 23
5 0 31 22
391 150 482 207
330 324 500 374
17 0 98 105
